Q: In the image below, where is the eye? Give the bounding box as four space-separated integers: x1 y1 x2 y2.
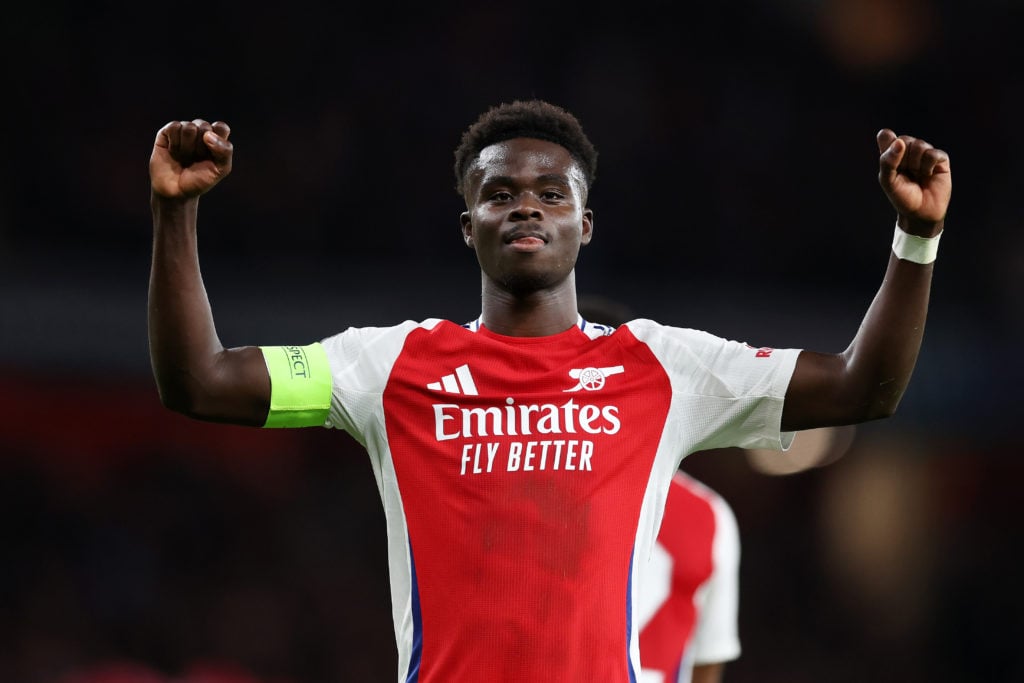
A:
541 189 567 201
487 190 513 202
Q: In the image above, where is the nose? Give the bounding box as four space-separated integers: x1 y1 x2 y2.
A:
510 192 543 221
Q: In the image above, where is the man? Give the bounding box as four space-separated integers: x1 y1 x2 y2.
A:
579 296 741 683
148 100 950 682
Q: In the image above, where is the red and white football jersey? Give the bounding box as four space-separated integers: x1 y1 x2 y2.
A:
319 316 797 682
637 472 741 683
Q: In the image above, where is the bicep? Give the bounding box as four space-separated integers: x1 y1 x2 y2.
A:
196 345 271 426
781 349 857 431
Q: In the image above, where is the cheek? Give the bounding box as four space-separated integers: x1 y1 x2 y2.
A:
558 215 586 239
470 212 502 239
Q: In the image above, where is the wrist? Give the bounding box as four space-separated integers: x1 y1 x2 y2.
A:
892 222 941 264
896 215 944 239
151 193 200 235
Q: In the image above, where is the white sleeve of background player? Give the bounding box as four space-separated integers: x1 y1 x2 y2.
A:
319 320 441 443
625 319 800 451
690 493 742 665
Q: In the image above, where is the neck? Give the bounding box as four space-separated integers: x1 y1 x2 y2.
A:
479 272 579 337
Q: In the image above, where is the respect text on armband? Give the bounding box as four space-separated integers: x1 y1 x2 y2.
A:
283 346 310 379
432 397 620 476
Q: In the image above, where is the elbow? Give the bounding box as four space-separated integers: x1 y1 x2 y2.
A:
817 401 896 429
861 401 899 422
818 377 905 426
152 364 268 427
854 383 906 422
153 368 221 421
155 381 207 420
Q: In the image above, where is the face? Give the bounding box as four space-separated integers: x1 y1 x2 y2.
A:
460 138 593 296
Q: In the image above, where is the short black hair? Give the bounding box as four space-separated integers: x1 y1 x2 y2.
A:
453 99 598 198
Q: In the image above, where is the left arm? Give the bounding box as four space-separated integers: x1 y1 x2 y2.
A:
782 129 951 432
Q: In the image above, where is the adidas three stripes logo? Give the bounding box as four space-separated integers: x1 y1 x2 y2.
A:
426 364 478 395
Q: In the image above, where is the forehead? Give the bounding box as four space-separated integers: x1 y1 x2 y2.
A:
472 138 583 186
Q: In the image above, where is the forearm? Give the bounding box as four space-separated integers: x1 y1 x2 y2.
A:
148 194 222 407
148 194 268 424
841 247 934 419
783 226 938 431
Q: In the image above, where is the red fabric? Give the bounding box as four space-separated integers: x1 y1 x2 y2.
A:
382 321 672 681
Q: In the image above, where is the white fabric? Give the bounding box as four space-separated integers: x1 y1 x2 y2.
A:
892 223 942 264
691 485 742 665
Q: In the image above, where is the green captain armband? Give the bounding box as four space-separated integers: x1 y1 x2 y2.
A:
260 343 332 428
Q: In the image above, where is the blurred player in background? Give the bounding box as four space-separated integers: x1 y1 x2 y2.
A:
581 296 741 683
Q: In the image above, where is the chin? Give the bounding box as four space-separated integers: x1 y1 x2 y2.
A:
499 270 562 296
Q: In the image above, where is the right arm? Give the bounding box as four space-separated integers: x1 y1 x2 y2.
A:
148 119 270 426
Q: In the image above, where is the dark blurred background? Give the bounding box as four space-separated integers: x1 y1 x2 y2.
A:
1 0 1021 681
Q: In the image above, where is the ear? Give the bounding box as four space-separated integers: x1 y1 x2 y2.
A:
460 211 474 247
580 208 594 246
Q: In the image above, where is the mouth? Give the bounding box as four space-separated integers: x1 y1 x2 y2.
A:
504 230 549 252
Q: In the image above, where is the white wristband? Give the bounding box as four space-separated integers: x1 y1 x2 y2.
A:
892 223 941 264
